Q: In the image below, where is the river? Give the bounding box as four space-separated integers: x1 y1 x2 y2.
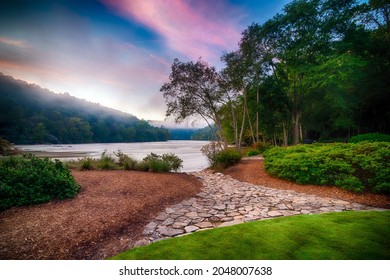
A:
16 140 210 172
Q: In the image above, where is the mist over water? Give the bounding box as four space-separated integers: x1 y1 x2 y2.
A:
17 141 210 172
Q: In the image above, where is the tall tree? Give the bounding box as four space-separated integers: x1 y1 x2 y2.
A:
161 58 228 147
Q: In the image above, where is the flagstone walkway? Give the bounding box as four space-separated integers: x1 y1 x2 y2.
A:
136 170 382 246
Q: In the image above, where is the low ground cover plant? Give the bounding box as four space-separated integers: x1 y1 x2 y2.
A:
0 155 80 211
110 211 390 260
263 142 390 193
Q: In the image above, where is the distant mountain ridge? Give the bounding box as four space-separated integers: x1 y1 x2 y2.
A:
0 73 169 144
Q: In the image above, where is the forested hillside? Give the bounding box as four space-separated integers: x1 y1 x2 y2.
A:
0 74 169 144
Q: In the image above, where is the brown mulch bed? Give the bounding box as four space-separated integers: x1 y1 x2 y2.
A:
223 159 390 209
0 170 202 260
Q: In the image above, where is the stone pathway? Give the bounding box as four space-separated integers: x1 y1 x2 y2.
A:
136 170 383 246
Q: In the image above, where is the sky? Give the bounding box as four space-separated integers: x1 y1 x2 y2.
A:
0 0 292 127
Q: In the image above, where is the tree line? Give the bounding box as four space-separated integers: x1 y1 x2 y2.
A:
160 0 390 149
0 74 170 144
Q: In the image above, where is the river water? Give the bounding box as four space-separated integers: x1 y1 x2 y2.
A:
16 140 210 172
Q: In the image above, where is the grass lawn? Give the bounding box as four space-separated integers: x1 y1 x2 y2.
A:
110 211 390 260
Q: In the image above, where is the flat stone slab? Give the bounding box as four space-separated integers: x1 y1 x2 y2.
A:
213 204 226 210
142 222 158 235
196 221 213 229
184 226 199 233
268 211 282 217
158 227 184 237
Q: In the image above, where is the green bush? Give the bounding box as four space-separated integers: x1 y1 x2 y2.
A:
212 149 242 169
0 155 80 211
67 151 183 173
263 142 390 194
114 150 137 170
141 153 183 172
149 159 171 172
97 151 116 170
349 133 390 143
247 149 261 157
161 153 183 172
252 142 272 153
78 157 96 170
134 161 150 172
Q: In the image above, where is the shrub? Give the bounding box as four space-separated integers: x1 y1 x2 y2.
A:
114 150 138 170
141 153 183 172
97 151 116 170
252 142 271 153
349 133 390 143
134 161 150 172
201 141 223 165
212 149 242 169
0 155 80 211
263 142 390 194
78 157 96 170
161 153 183 172
247 149 261 157
201 142 241 169
149 159 171 172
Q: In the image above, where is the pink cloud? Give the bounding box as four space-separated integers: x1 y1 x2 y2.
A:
0 37 30 49
101 0 244 63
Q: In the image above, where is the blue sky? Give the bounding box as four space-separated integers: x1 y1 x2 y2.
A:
0 0 292 125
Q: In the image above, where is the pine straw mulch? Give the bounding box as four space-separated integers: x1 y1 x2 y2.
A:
0 170 203 260
223 159 390 209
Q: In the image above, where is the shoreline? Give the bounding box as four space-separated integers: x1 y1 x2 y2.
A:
20 150 94 158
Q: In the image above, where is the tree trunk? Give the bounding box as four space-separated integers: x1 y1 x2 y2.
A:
292 110 300 145
238 103 246 149
256 86 259 143
282 121 288 146
244 90 256 145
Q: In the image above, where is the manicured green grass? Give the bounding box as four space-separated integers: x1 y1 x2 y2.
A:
110 211 390 260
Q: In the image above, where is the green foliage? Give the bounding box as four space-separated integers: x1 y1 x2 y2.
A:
134 161 150 172
113 150 137 170
252 142 272 153
142 153 183 172
349 133 390 143
201 141 223 164
78 157 96 170
264 142 390 193
247 149 261 157
110 211 390 260
161 153 183 172
0 155 80 211
68 150 183 173
97 151 116 170
201 142 241 169
212 149 242 169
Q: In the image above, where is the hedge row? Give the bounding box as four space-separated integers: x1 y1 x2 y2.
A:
263 142 390 194
73 151 183 172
